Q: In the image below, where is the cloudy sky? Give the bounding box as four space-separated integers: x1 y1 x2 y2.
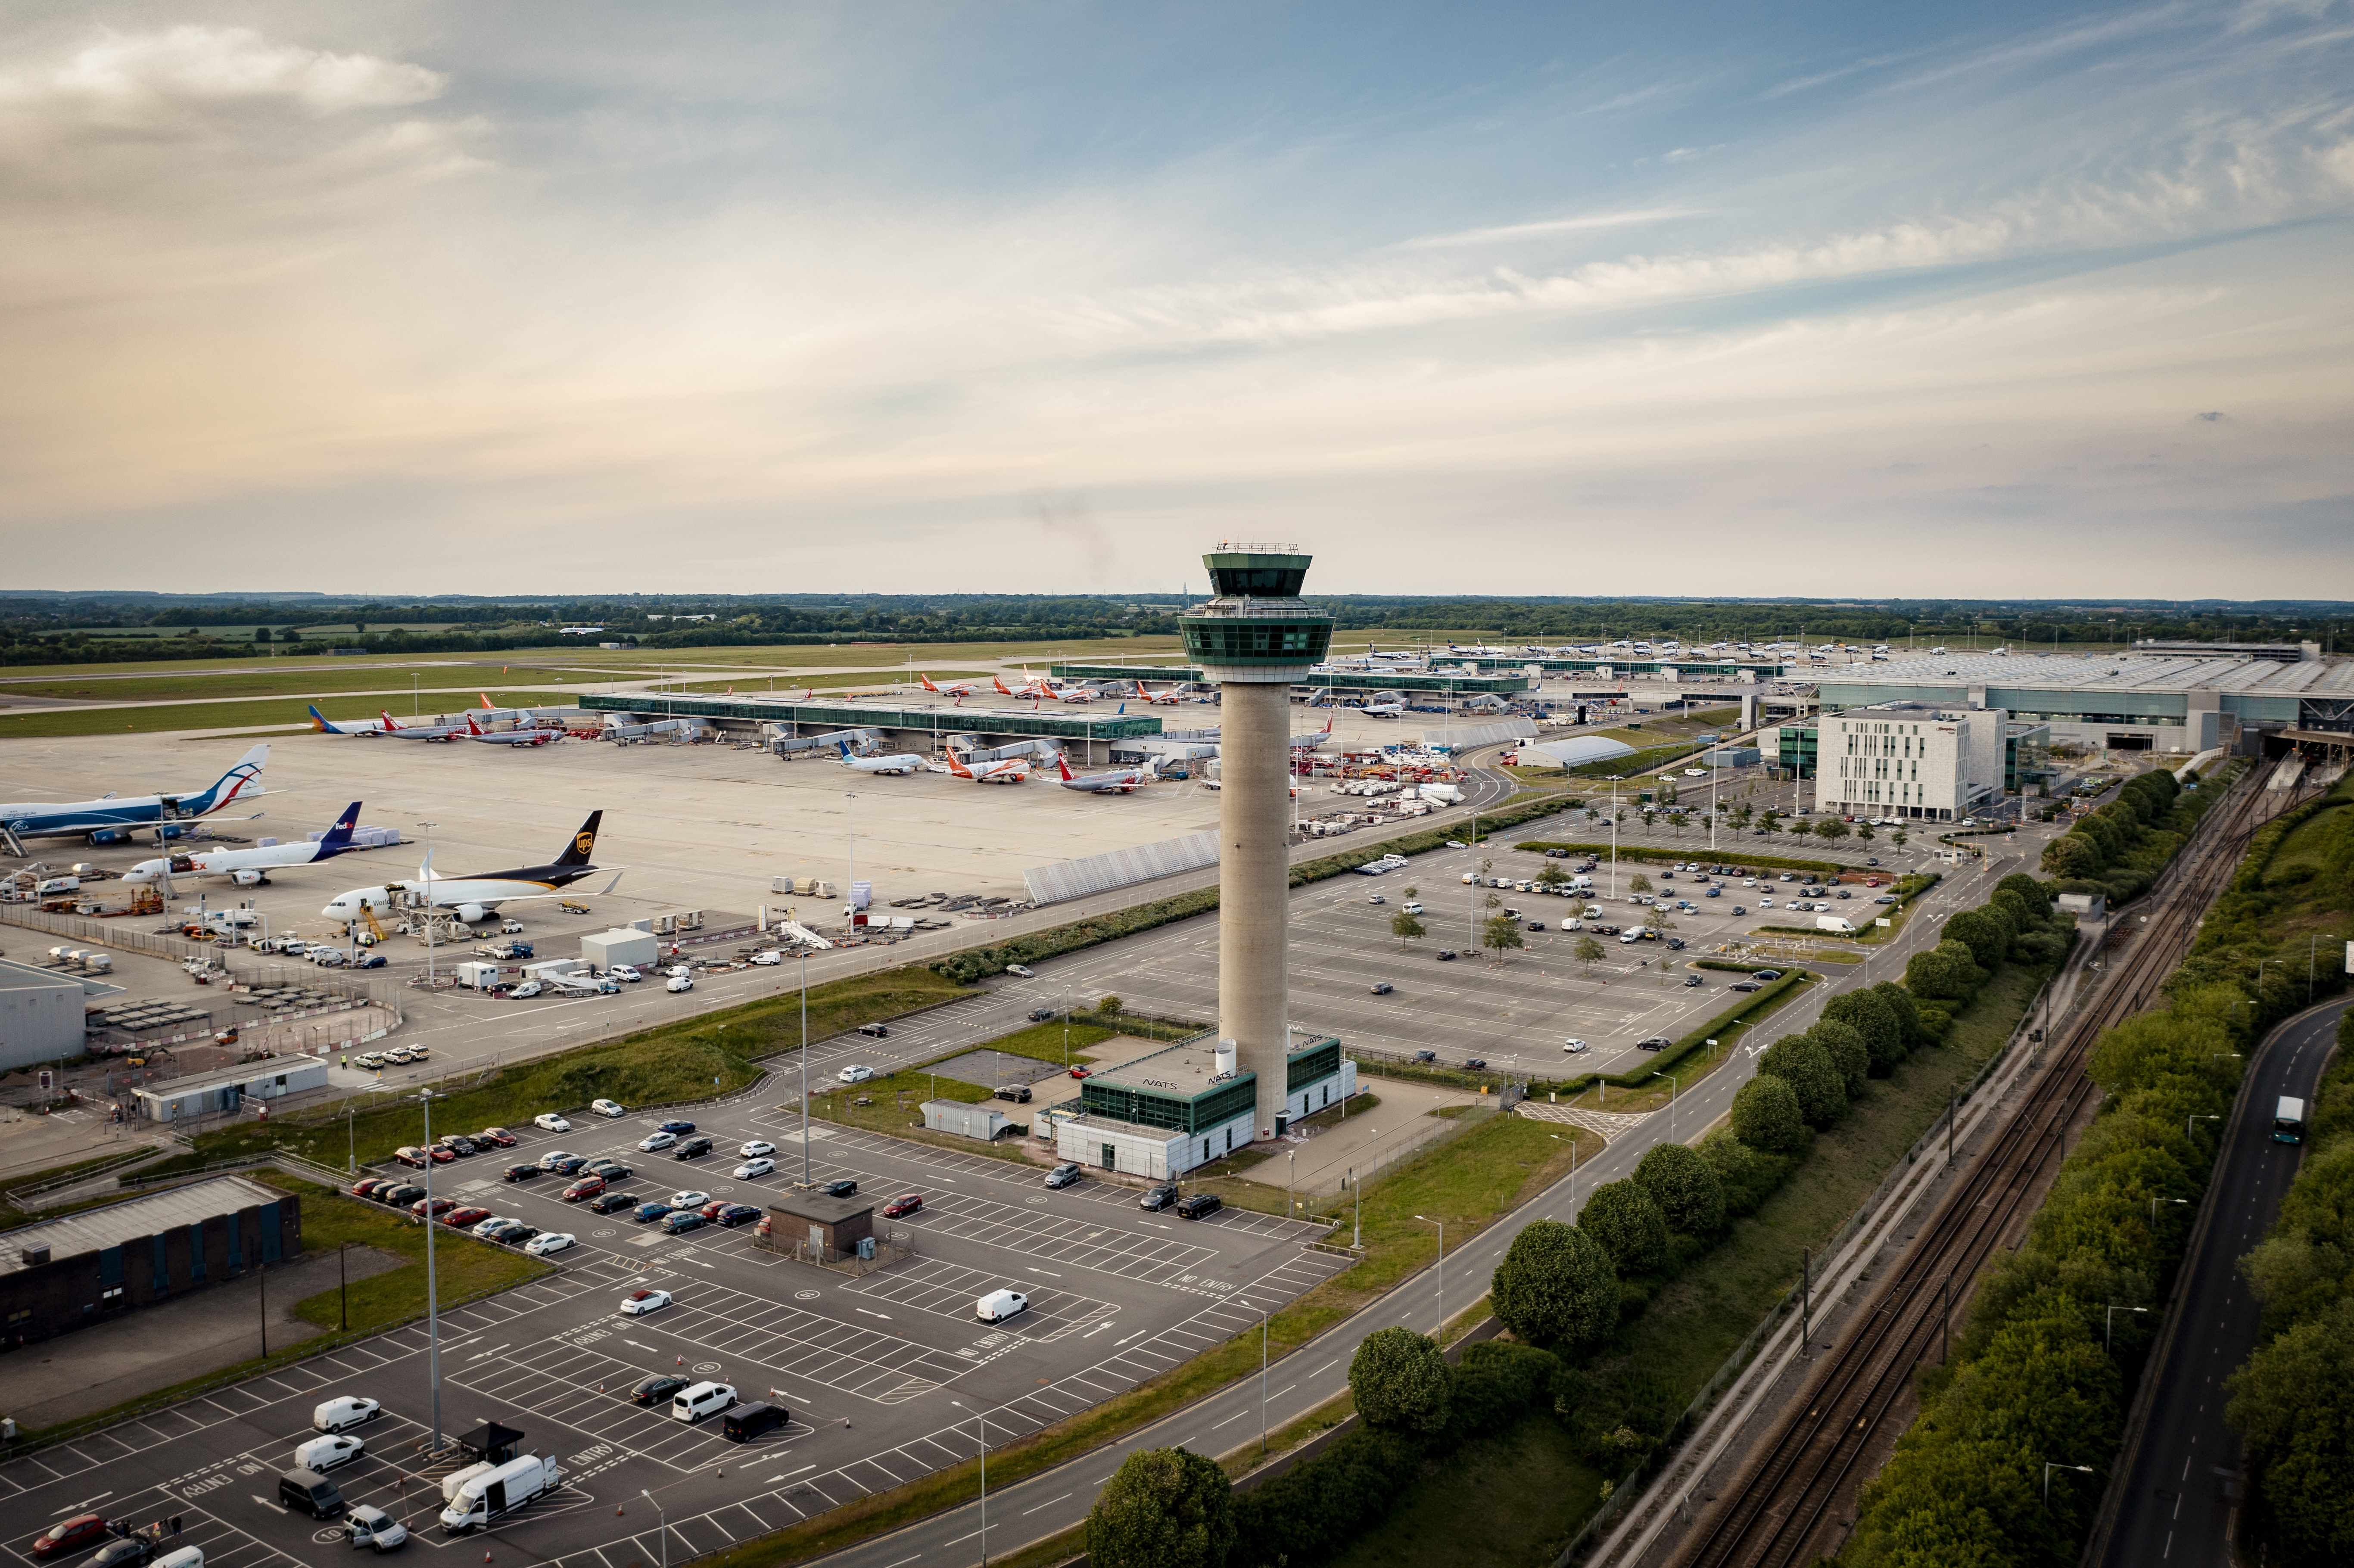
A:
4 1 2351 597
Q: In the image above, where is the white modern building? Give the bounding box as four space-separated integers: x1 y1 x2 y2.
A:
1052 1035 1356 1180
1813 703 2007 822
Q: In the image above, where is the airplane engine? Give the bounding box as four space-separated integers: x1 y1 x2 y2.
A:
455 903 494 924
230 868 265 887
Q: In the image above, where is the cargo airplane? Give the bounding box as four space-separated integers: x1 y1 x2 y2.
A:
321 812 621 925
1 744 268 851
126 801 363 888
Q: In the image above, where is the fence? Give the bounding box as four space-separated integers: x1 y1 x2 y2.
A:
0 905 404 1017
1023 829 1222 905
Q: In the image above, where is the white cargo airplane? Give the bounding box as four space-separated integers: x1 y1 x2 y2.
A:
126 800 363 888
946 752 1029 784
1055 755 1155 793
836 740 928 775
1 744 269 850
321 812 621 925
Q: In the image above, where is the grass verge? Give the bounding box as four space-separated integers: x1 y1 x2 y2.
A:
0 689 574 738
1323 1413 1602 1568
805 1020 1115 1158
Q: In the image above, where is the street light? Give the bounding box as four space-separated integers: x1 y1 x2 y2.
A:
2043 1462 2096 1506
799 947 813 1189
2188 1113 2221 1142
948 1400 989 1565
2103 1304 2149 1351
2150 1195 2190 1226
416 821 438 987
642 1490 668 1568
416 1088 444 1453
1414 1214 1445 1332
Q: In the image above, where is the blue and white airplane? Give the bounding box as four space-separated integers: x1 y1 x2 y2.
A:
124 800 361 888
306 705 398 736
0 744 269 852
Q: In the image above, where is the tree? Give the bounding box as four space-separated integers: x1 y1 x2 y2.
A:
1483 913 1525 961
1762 812 1784 837
1349 1326 1452 1434
1816 818 1850 843
1892 829 1909 850
1575 935 1605 972
1391 909 1427 947
1642 808 1657 833
1087 1447 1236 1568
1490 1220 1618 1351
1635 1142 1726 1235
1629 872 1653 895
1732 1073 1807 1152
1401 885 1418 900
1536 861 1568 892
2228 1295 2354 1565
1856 822 1875 841
1098 994 1125 1017
1807 1019 1870 1098
1824 989 1907 1075
1579 1178 1670 1274
252 626 271 643
1872 980 1933 1048
1943 908 2012 971
1906 939 1986 1002
1759 1037 1847 1128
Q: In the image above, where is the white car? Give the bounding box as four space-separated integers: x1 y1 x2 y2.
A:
295 1433 366 1472
609 964 643 983
749 950 783 966
836 1064 874 1084
738 1139 777 1158
1402 901 1425 915
312 1395 381 1433
1460 872 1477 884
1006 964 1035 977
666 975 694 994
733 1157 775 1179
533 1113 572 1133
638 1129 678 1151
523 1232 576 1257
592 1098 626 1118
1367 893 1386 905
618 1288 673 1317
1563 1038 1589 1054
669 1190 710 1210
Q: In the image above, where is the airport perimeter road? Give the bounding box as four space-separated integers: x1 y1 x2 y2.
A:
2091 996 2348 1568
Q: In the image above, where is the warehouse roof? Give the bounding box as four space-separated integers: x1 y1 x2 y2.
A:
0 1175 284 1276
1523 734 1639 768
1819 652 2354 698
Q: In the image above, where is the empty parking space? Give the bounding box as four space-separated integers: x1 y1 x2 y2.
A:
445 1337 788 1465
848 1256 1118 1341
908 1191 1219 1284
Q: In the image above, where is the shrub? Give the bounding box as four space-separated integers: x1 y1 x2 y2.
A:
1759 1036 1847 1129
1445 1341 1563 1444
1808 1019 1870 1098
1579 1178 1671 1275
1634 1141 1726 1235
1231 1428 1425 1568
1490 1219 1618 1351
1348 1326 1452 1434
1087 1447 1236 1568
1701 1127 1794 1216
1943 907 2013 971
1731 1074 1807 1153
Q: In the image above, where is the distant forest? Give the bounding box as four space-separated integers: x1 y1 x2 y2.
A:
0 591 2346 667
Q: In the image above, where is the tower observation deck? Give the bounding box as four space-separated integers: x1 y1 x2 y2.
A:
1180 544 1333 1139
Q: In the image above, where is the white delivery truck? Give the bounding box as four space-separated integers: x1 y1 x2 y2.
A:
439 1453 564 1533
451 961 502 991
1814 915 1858 935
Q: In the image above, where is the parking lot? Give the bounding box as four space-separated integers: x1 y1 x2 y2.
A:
0 1101 1342 1568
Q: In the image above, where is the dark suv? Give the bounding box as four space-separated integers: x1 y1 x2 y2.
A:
1176 1193 1223 1220
673 1136 714 1160
1139 1184 1178 1211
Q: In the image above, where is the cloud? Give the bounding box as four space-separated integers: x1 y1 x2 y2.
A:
0 25 445 123
1391 207 1707 249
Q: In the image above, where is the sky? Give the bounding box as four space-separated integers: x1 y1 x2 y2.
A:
3 0 2351 599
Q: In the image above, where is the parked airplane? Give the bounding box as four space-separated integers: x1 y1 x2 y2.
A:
1290 718 1334 750
375 711 465 742
1133 681 1183 706
920 674 977 700
1055 756 1155 793
1 744 269 851
945 753 1029 785
306 706 398 736
993 673 1048 700
837 740 928 775
321 812 620 926
125 800 362 888
1362 703 1407 719
475 693 570 726
462 713 557 747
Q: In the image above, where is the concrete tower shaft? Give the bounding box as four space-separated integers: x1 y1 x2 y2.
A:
1180 543 1333 1142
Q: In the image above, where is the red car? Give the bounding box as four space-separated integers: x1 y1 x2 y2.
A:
698 1200 730 1220
411 1197 456 1220
476 1127 517 1148
563 1176 607 1202
429 1146 456 1164
1068 1066 1092 1080
351 1178 386 1199
443 1206 492 1228
881 1193 923 1218
29 1516 111 1560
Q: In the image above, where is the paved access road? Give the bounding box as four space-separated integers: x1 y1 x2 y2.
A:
2092 996 2348 1568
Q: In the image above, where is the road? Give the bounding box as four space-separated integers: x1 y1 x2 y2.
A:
2091 996 2348 1568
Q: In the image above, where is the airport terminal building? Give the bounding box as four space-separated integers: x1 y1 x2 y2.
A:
1052 1035 1356 1180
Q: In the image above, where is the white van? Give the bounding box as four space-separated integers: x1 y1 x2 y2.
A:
439 1453 564 1532
672 1380 738 1424
975 1288 1030 1323
313 1395 381 1432
1620 928 1646 944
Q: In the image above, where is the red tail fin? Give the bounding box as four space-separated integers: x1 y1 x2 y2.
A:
1058 754 1074 781
464 712 484 735
380 711 401 731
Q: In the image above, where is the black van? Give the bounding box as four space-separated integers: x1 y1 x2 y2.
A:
721 1402 789 1443
278 1468 345 1518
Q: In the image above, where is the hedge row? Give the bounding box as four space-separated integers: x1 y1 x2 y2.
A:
2169 775 2353 1037
2040 766 2208 906
1512 840 1846 877
1847 980 2252 1567
1897 872 2074 1040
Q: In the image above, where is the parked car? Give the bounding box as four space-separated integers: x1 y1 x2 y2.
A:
588 1191 636 1214
1753 969 1782 980
1683 974 1704 987
533 1113 571 1133
295 1433 366 1472
639 1130 678 1151
29 1517 112 1561
1068 1065 1093 1079
1176 1194 1223 1220
1026 1008 1056 1022
81 1536 156 1568
1005 964 1035 977
1412 1049 1437 1063
1043 1164 1082 1189
716 1204 762 1227
592 1098 626 1118
586 1160 632 1181
523 1232 575 1256
609 964 643 982
631 1375 689 1406
411 1197 456 1221
562 1177 607 1202
657 1119 697 1134
378 1183 425 1207
618 1288 672 1317
1369 981 1393 996
633 1201 673 1223
1563 1038 1589 1054
1465 1057 1488 1070
1636 1036 1674 1052
673 1136 713 1160
739 1140 777 1158
665 975 693 993
661 1210 704 1235
819 1178 858 1198
443 1206 492 1229
669 1190 712 1210
351 1178 388 1199
992 1084 1032 1103
1138 1184 1178 1211
733 1157 775 1179
836 1065 875 1083
882 1192 924 1217
546 1155 588 1176
857 1022 890 1038
1730 980 1762 993
1435 949 1458 961
476 1126 516 1147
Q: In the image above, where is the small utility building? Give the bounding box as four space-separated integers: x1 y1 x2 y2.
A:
133 1056 330 1122
1054 1035 1356 1179
0 1176 301 1347
761 1192 875 1262
0 960 84 1071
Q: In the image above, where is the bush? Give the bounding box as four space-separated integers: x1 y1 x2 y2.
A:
1759 1036 1846 1129
1943 906 2014 971
2229 1297 2354 1565
1807 1019 1870 1098
1701 1128 1794 1217
1731 1074 1807 1153
1634 1142 1725 1235
1579 1178 1671 1275
1445 1341 1563 1444
1231 1428 1424 1568
1873 980 1932 1048
1490 1219 1619 1351
1087 1447 1236 1568
1349 1326 1452 1434
1824 989 1907 1076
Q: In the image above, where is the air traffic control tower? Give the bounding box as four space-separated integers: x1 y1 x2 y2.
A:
1181 544 1333 1140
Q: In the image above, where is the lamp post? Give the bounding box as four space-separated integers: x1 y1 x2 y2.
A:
642 1490 667 1568
948 1400 989 1565
1350 1164 1361 1250
2188 1113 2220 1142
417 1088 444 1453
799 948 812 1189
1608 776 1623 897
1414 1214 1445 1332
844 792 858 932
2104 1304 2149 1352
417 821 437 988
2151 1195 2189 1227
2043 1462 2095 1506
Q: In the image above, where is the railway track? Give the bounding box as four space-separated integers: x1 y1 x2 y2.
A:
1670 761 2295 1568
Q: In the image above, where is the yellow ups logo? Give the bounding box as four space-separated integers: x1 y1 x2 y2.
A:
574 830 595 856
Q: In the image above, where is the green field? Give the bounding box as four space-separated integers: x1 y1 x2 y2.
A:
1324 1414 1601 1568
0 689 578 739
0 664 583 703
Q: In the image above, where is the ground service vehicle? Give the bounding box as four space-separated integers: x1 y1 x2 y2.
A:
439 1454 564 1532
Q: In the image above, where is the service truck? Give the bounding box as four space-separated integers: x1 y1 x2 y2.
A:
451 961 502 991
439 1453 563 1532
1814 914 1858 935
